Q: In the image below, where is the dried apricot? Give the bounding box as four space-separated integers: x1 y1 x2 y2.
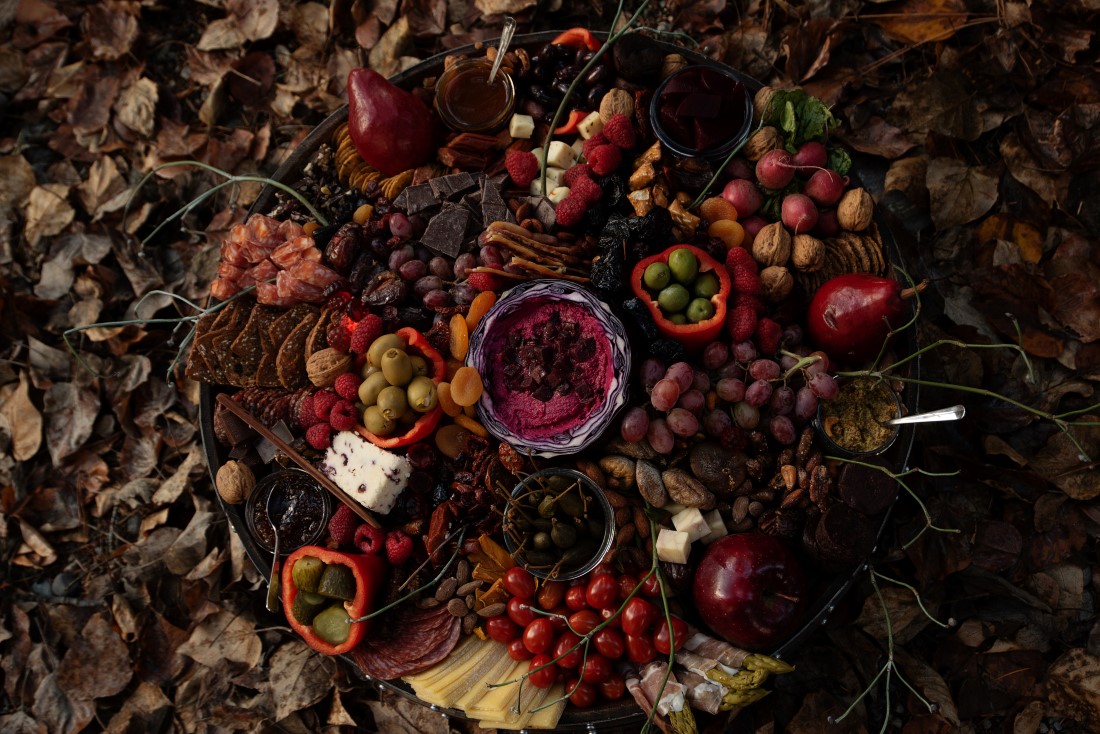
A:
699 196 739 223
353 203 374 225
708 219 746 249
435 423 471 459
436 382 462 417
454 413 489 438
451 366 485 407
465 291 497 332
449 313 470 361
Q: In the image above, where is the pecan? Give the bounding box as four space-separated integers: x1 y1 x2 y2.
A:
780 465 798 492
780 487 806 509
519 218 544 234
809 465 831 508
797 428 815 464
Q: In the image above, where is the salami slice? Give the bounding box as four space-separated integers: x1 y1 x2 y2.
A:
351 605 462 680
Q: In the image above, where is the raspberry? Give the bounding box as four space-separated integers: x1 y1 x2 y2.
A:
756 317 782 355
354 523 386 555
581 132 609 161
727 305 757 343
562 164 593 187
586 144 622 176
349 314 384 355
327 504 361 547
297 393 319 428
334 372 361 401
327 316 351 352
571 176 602 205
385 529 414 566
505 150 539 187
555 194 588 228
732 292 765 315
731 266 761 296
305 422 332 450
602 113 637 149
725 246 758 275
467 270 507 292
328 399 357 431
313 390 340 421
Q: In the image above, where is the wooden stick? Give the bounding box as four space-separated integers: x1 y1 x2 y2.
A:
216 393 381 528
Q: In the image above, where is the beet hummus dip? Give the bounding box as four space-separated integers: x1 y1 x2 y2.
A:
482 298 614 441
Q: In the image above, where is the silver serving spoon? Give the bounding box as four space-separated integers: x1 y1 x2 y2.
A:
265 485 297 612
884 405 966 426
487 17 517 86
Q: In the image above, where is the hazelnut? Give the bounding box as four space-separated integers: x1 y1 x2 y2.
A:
216 461 255 505
760 266 794 302
599 88 634 123
306 347 353 388
751 222 792 267
743 126 781 162
837 188 874 231
791 234 825 272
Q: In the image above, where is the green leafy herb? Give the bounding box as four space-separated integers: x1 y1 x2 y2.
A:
828 146 852 176
759 180 803 221
763 89 839 150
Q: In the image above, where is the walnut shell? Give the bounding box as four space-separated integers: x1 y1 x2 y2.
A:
837 188 874 231
753 86 778 123
751 222 792 267
599 88 634 123
743 126 781 161
661 53 688 79
216 460 255 505
791 234 825 272
760 265 794 302
306 347 353 388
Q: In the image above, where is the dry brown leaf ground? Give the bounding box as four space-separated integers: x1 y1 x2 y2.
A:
2 0 1099 732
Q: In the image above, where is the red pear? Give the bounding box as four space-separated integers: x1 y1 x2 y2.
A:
347 68 437 176
807 274 927 365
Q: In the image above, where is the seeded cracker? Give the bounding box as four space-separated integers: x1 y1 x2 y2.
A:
276 309 319 388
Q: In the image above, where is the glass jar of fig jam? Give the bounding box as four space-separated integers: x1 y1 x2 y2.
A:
434 58 516 133
245 468 333 555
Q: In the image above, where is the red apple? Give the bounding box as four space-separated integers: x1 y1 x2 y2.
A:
692 534 807 650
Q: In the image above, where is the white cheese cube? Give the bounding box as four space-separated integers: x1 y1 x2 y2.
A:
577 111 605 140
548 186 571 205
671 507 710 544
321 431 411 515
509 113 535 139
546 140 576 170
700 509 728 545
571 139 585 162
545 167 565 187
529 178 546 196
656 528 692 565
662 502 687 516
531 147 546 167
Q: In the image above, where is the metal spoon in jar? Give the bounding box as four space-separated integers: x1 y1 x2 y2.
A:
487 17 517 86
265 485 297 612
884 405 966 426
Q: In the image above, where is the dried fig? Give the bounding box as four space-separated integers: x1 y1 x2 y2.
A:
635 459 670 508
661 468 716 509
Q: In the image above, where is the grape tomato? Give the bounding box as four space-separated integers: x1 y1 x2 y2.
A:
599 607 621 629
507 597 536 627
640 574 662 597
485 615 519 644
537 580 566 610
527 653 558 688
568 610 601 635
508 638 533 661
503 567 536 599
618 574 639 601
553 631 584 669
599 673 627 701
622 597 658 637
565 585 589 611
593 628 625 659
567 678 598 707
523 618 555 654
586 573 619 610
626 633 657 664
580 653 612 684
653 616 688 655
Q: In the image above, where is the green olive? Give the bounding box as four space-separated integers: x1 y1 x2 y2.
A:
687 297 716 323
376 385 408 420
367 334 405 367
408 355 429 378
358 371 391 407
643 262 671 291
380 348 413 386
693 271 720 299
363 405 395 435
406 376 437 413
667 312 688 325
667 248 699 284
658 283 690 314
360 363 380 379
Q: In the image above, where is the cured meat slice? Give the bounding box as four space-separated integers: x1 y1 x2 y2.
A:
287 259 343 289
351 605 463 680
244 259 279 289
275 270 325 304
255 281 296 307
210 278 237 301
271 235 315 269
217 262 244 280
278 218 306 241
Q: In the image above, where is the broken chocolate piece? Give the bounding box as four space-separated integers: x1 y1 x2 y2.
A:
398 183 439 215
420 206 471 258
429 172 477 200
480 176 512 226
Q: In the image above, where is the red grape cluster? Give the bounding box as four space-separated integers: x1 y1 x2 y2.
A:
484 567 687 707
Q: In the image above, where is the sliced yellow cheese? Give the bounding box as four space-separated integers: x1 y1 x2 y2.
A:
453 654 523 711
413 640 501 706
434 641 515 708
477 681 552 730
465 659 531 719
527 684 566 730
404 635 482 688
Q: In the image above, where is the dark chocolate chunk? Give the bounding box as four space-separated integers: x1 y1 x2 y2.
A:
400 183 439 215
480 176 511 226
526 196 557 231
421 207 470 258
429 172 477 200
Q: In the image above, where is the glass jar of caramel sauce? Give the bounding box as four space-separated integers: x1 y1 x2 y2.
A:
434 58 516 133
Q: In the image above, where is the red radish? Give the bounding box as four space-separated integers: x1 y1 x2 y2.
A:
781 193 819 234
723 157 755 180
807 274 929 364
814 209 840 237
792 141 827 173
741 216 767 247
803 169 848 206
755 149 796 190
722 179 763 217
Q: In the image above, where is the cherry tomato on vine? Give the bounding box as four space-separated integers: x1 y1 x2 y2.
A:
528 653 558 688
566 678 598 707
593 628 625 660
618 574 639 601
600 607 621 629
621 597 658 638
626 633 657 664
553 631 584 669
568 610 601 635
486 615 519 644
580 653 612 684
653 616 688 655
508 638 533 661
565 585 589 611
547 605 570 633
523 618 555 655
503 567 536 599
537 580 566 610
599 672 627 701
507 597 536 627
640 573 662 597
586 573 619 610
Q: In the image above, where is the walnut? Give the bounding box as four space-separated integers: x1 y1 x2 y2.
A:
760 265 794 302
599 88 634 123
216 460 255 505
306 347 353 388
753 86 778 123
743 126 781 161
791 234 825 271
662 53 688 78
837 188 874 231
751 222 792 267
